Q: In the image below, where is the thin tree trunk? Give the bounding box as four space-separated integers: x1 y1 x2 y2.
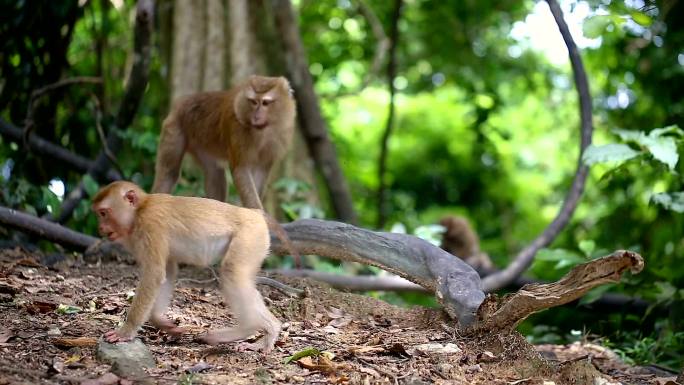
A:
271 0 358 224
376 0 402 229
481 0 593 292
229 0 252 84
171 0 203 99
202 0 226 91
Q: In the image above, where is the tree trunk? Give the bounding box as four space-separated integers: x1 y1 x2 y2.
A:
271 0 358 224
376 0 402 229
202 0 226 91
170 0 203 99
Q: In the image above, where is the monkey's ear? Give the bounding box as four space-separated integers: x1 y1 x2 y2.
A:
124 190 138 207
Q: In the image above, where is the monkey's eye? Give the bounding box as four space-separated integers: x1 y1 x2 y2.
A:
262 99 273 106
98 210 107 218
248 98 258 106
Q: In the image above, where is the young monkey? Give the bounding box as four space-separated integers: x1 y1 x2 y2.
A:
92 181 281 353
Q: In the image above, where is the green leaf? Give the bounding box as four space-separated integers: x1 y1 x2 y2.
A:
536 248 585 269
583 15 612 38
82 174 100 197
630 11 652 27
652 192 684 213
284 347 320 364
56 304 82 314
578 240 596 257
582 144 640 166
643 135 678 170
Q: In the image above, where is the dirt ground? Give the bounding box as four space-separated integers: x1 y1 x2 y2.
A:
0 247 677 385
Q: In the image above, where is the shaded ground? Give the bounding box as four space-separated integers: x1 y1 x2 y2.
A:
0 247 675 384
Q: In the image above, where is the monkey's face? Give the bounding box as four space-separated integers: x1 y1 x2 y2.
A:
240 76 295 130
92 187 138 243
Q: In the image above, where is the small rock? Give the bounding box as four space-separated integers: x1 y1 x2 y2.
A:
437 363 453 375
413 343 462 355
465 364 482 374
47 326 61 336
96 339 155 379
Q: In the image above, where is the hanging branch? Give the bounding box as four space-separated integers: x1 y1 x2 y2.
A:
481 0 594 292
376 0 403 229
271 0 359 224
22 77 103 147
53 0 154 224
0 118 121 182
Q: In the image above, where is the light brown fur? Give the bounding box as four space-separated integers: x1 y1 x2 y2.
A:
92 181 281 352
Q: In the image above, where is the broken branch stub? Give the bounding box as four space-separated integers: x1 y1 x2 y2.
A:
477 250 643 333
270 219 486 327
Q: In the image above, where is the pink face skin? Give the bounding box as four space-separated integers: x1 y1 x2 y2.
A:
247 96 274 129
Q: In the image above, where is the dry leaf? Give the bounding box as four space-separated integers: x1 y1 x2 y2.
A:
81 372 120 385
25 300 57 314
0 329 14 343
326 307 346 319
52 337 98 348
349 346 385 355
359 366 380 377
327 317 352 328
297 356 338 373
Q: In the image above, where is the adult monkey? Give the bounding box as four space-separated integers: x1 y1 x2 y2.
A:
152 75 301 266
152 75 296 210
92 181 281 352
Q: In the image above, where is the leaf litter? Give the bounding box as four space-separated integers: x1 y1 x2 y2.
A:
0 248 670 384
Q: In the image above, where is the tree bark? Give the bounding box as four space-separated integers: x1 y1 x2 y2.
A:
228 0 252 84
202 0 226 91
481 0 593 292
171 0 203 99
271 0 358 225
376 0 402 229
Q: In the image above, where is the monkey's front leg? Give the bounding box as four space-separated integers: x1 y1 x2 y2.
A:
149 262 186 336
104 265 166 343
232 166 263 210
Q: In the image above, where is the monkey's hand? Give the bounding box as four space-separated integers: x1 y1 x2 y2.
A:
103 328 135 343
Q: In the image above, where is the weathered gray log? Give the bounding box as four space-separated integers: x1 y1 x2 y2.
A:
269 219 485 327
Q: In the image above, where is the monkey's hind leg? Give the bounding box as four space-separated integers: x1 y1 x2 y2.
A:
152 115 187 194
192 151 227 202
200 233 281 352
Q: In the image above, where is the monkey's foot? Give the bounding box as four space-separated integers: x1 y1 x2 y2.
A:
236 338 273 354
151 317 187 336
103 329 134 343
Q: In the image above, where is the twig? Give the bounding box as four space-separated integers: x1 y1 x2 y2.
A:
481 0 594 292
22 76 103 147
90 93 125 178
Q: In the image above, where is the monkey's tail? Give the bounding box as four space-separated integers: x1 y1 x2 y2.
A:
263 213 302 269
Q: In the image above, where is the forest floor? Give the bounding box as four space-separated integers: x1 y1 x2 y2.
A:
0 247 677 385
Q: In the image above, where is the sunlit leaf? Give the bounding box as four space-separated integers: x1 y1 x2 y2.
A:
652 192 684 213
284 346 320 364
536 248 585 269
583 15 612 38
582 144 640 166
643 135 678 170
578 240 596 257
630 11 652 27
56 304 82 315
